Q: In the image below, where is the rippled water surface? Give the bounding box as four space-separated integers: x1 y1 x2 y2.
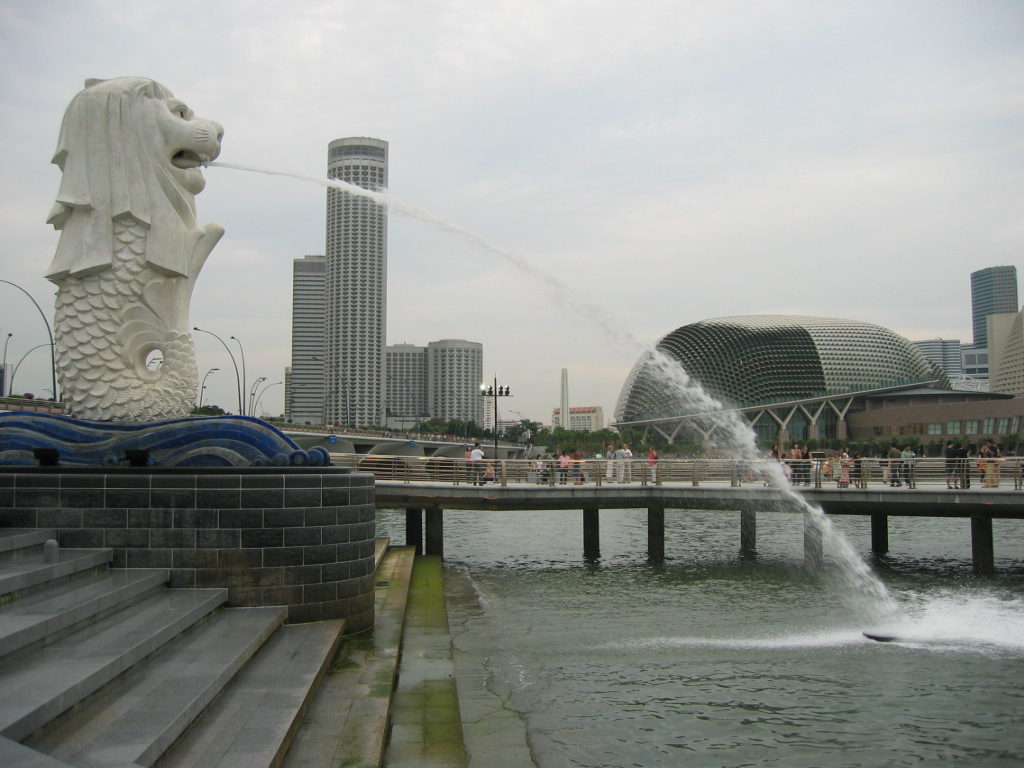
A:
377 508 1024 767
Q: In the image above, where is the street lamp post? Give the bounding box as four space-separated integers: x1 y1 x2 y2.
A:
252 380 282 416
8 343 55 397
230 336 247 415
0 280 57 401
198 367 220 409
193 327 242 414
480 377 512 458
248 376 267 416
2 332 12 397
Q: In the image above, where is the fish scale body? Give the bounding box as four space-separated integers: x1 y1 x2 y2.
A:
54 216 197 422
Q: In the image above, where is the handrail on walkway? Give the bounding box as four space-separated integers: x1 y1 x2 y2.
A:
331 454 1024 491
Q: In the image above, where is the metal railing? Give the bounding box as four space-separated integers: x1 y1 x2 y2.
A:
330 454 1024 491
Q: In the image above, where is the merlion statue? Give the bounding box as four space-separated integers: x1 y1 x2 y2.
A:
46 77 224 422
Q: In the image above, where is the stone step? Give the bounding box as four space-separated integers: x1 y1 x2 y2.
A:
154 619 345 768
282 546 416 768
0 735 77 767
0 546 113 600
0 587 227 741
27 606 287 768
0 529 57 554
0 568 169 659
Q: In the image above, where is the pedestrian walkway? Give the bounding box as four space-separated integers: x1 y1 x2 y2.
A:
385 555 468 767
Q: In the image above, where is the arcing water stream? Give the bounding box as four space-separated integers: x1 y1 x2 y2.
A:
209 160 898 619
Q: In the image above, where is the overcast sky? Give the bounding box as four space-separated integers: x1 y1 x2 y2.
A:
1 0 1021 423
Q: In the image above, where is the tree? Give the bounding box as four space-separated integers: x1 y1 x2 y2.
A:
192 404 226 416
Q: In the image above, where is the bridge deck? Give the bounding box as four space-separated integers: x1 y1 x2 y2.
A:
375 480 1024 518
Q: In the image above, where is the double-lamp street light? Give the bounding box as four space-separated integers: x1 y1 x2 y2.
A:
480 378 512 457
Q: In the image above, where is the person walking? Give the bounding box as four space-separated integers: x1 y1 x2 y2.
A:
647 447 658 483
887 444 902 487
469 442 485 485
900 444 916 488
944 441 959 489
558 449 571 484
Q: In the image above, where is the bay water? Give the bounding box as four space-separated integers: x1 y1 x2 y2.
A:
377 507 1024 767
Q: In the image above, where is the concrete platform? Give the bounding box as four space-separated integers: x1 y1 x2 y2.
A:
282 545 416 768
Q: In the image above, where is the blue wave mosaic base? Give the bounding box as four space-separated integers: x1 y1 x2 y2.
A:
0 412 331 468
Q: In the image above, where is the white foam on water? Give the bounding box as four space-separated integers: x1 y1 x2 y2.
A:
597 631 865 653
864 590 1024 653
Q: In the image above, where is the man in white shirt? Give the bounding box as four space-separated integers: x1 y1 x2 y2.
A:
469 443 485 485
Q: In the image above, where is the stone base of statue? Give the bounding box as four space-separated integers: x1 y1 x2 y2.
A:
0 413 375 628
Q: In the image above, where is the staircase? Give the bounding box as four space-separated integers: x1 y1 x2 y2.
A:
0 528 345 768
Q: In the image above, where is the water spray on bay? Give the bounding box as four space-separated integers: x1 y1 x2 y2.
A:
209 160 900 618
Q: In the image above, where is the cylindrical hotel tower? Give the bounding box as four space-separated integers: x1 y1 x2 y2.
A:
325 137 388 427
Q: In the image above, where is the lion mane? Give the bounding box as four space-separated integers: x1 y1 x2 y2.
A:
46 77 221 280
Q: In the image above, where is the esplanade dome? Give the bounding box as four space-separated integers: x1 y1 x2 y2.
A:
616 315 948 422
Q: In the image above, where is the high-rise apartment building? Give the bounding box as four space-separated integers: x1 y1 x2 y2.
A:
971 266 1018 348
384 339 484 426
385 343 427 427
324 137 388 427
428 340 483 424
287 255 325 423
911 338 963 379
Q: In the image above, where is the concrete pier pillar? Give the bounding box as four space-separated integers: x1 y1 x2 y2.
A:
740 510 756 560
971 514 994 576
647 506 665 564
583 508 600 561
803 510 823 569
870 513 889 555
405 508 423 555
425 506 444 559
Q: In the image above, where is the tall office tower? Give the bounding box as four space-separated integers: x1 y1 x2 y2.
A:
971 266 1018 348
427 340 483 424
911 339 963 379
287 255 326 423
385 343 427 427
324 137 388 427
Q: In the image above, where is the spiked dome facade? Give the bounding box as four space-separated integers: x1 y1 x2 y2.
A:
616 315 948 423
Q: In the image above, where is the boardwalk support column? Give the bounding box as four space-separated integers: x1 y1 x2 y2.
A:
870 513 888 555
971 514 994 576
583 508 600 561
405 508 423 555
803 510 823 569
425 505 444 559
647 506 664 564
740 510 756 560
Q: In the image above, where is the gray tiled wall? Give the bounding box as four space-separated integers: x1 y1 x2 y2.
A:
0 467 376 629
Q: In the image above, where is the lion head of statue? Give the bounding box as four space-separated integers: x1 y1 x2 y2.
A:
46 77 224 280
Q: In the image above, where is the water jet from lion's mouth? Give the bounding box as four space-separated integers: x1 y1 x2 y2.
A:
208 157 900 619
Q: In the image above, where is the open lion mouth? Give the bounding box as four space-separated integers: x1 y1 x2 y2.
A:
171 150 206 169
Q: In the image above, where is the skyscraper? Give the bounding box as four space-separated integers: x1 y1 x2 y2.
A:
287 255 325 423
911 338 963 379
384 339 484 426
324 138 388 427
971 266 1018 348
427 340 483 424
385 343 427 427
